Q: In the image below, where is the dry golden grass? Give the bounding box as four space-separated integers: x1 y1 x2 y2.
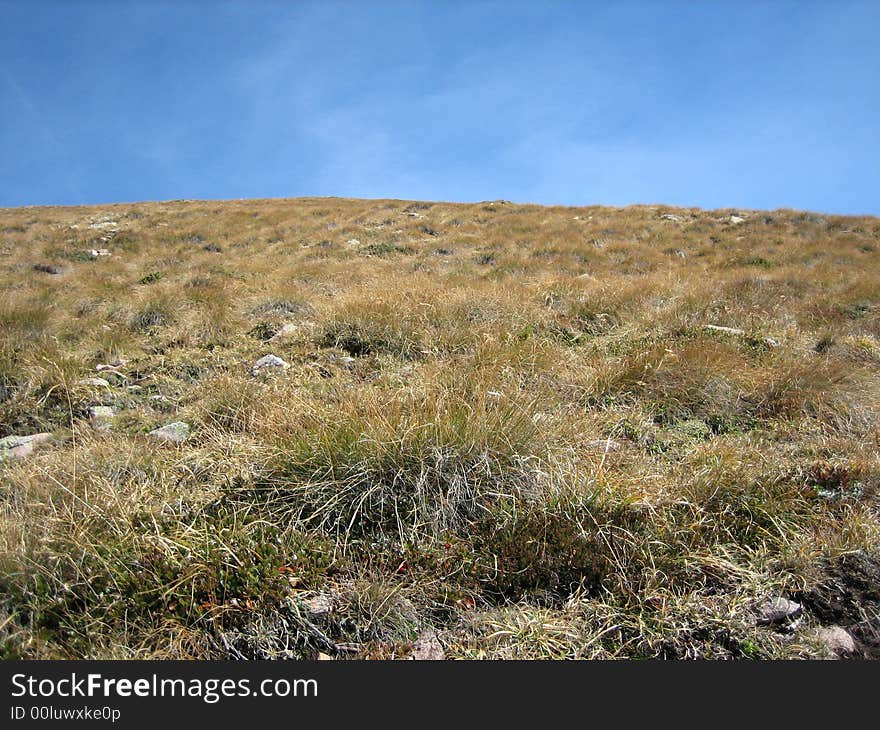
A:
1 197 879 659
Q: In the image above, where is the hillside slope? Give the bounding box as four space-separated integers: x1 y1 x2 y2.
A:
2 197 879 659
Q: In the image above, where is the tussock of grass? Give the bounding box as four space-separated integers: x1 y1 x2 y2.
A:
256 381 544 542
318 302 425 359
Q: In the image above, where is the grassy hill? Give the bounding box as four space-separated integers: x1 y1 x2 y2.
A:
1 196 879 659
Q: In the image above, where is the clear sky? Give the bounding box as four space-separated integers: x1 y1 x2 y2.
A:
1 1 878 213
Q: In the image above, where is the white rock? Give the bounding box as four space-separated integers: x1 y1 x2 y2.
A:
89 249 111 257
660 213 682 222
0 433 54 461
252 354 290 375
88 406 115 431
816 626 856 656
346 238 361 246
76 377 111 388
730 215 746 224
267 323 298 343
756 597 802 626
0 433 54 449
147 422 190 444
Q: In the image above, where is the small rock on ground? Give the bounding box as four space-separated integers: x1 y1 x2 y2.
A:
816 626 856 656
252 354 290 375
88 406 115 431
756 597 802 626
76 377 111 388
147 422 190 444
411 629 445 660
267 324 298 343
0 433 54 461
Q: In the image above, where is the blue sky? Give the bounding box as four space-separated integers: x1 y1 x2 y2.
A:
1 1 878 213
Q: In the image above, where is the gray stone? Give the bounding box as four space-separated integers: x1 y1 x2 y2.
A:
267 323 298 343
88 406 115 431
756 597 802 626
0 432 54 461
76 377 111 388
147 421 190 444
0 433 54 450
411 629 445 660
252 354 290 375
816 626 856 656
